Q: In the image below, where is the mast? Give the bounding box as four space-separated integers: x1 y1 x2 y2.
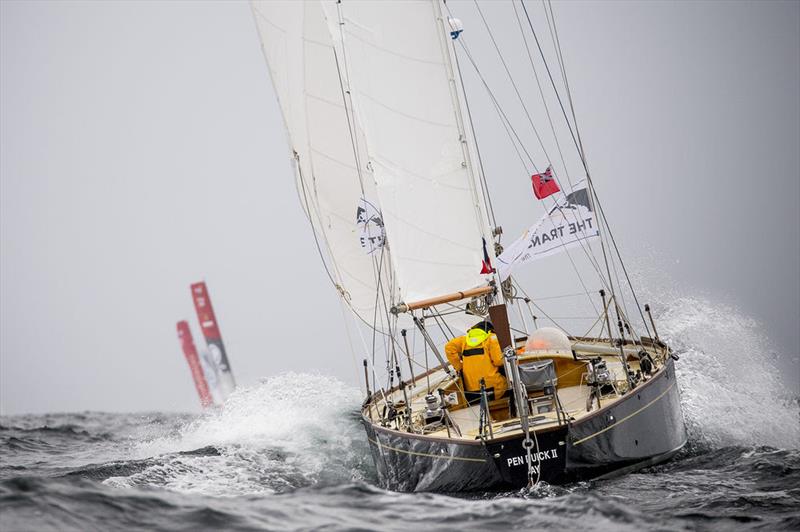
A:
435 0 513 348
433 0 499 282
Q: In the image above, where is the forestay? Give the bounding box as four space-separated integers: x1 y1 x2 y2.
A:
326 0 495 305
251 1 391 321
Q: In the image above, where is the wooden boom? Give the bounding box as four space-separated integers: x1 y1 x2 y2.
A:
390 285 493 314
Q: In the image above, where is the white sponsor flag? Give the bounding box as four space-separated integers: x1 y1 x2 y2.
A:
497 181 600 280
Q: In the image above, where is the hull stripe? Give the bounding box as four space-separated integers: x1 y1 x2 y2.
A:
572 379 676 446
368 437 487 463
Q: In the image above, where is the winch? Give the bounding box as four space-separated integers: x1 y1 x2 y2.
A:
587 358 615 396
422 393 444 428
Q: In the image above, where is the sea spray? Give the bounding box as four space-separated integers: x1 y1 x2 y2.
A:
105 373 371 496
627 253 800 451
656 296 800 450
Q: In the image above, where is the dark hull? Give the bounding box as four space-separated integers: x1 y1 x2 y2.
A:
363 358 686 491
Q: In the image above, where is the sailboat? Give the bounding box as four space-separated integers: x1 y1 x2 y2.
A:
176 282 237 408
251 0 686 491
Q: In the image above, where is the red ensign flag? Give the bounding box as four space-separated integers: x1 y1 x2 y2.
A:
531 166 560 200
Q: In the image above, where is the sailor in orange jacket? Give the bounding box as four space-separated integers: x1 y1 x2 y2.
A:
445 321 508 402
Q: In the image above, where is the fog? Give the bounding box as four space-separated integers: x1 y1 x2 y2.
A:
2 0 797 414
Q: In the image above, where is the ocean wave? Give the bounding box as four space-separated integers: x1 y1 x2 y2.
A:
2 292 799 530
102 372 373 496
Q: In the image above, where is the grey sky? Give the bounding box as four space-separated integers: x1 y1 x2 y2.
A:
1 0 798 415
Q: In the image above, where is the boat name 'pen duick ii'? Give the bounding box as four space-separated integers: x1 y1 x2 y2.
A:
507 447 559 468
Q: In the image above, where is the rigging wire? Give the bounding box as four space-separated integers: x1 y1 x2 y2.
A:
519 0 583 176
512 0 572 185
511 0 610 291
473 0 551 174
334 1 367 196
525 0 653 339
334 5 386 292
451 48 498 233
511 1 610 277
607 235 636 335
476 0 604 305
454 28 607 322
370 246 386 385
295 157 339 291
581 297 610 337
338 297 362 384
450 33 536 167
513 280 569 332
534 290 599 301
454 4 603 314
544 0 652 339
430 309 457 340
516 0 630 337
297 153 424 348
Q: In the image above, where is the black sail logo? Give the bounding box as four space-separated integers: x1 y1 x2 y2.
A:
357 198 386 254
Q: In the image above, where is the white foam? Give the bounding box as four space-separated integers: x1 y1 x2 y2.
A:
657 295 799 450
106 372 369 496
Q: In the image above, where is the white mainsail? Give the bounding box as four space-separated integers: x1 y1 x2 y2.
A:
251 1 391 321
254 0 495 329
327 0 495 305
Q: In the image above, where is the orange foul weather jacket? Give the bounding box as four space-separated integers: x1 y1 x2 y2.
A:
445 333 508 395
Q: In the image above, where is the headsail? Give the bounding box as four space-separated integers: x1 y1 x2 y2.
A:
251 0 391 320
327 0 496 305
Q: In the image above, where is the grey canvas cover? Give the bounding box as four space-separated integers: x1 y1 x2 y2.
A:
518 359 557 392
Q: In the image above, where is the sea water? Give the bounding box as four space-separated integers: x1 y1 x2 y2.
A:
1 296 798 531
